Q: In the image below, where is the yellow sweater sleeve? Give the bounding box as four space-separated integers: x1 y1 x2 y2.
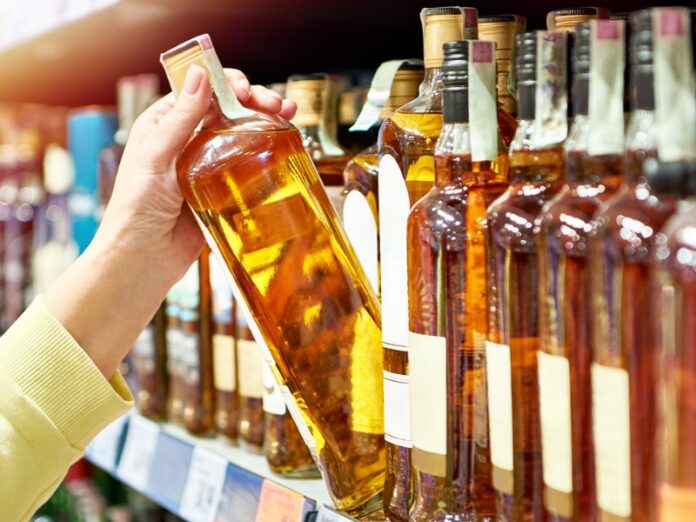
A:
0 297 133 521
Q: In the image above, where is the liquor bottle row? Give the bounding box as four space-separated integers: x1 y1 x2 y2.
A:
158 4 696 522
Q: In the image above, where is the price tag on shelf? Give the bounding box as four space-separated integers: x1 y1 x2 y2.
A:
116 414 160 491
254 480 305 522
85 413 129 471
179 447 228 522
315 505 355 522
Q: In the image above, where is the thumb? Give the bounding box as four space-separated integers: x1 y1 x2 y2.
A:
147 65 211 166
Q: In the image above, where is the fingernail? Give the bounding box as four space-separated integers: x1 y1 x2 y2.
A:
183 65 204 95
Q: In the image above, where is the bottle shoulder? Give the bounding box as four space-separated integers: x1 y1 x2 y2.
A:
409 186 468 242
658 205 696 283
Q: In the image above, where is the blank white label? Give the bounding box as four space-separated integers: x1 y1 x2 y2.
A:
383 371 412 447
378 154 410 351
179 447 228 522
409 332 447 457
212 334 236 392
486 340 514 472
538 351 573 493
262 362 286 415
117 414 160 491
238 338 263 399
592 363 631 517
342 190 379 292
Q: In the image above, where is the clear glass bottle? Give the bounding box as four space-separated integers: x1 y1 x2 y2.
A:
478 14 527 119
407 40 508 521
342 62 424 295
651 161 696 522
589 11 681 522
377 8 473 520
486 31 565 522
210 255 239 441
537 20 625 522
286 73 352 216
161 35 385 516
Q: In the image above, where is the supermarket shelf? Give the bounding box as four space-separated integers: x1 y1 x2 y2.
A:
84 412 355 522
0 0 675 106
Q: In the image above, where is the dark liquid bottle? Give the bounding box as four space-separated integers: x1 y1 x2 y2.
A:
537 21 624 522
407 40 508 521
486 31 565 522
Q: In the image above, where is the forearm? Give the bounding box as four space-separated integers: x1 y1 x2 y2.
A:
43 230 172 379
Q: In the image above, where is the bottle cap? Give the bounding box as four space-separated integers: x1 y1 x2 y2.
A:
380 65 424 118
547 7 609 33
442 40 468 88
515 31 537 84
286 73 327 127
421 7 467 68
478 14 527 65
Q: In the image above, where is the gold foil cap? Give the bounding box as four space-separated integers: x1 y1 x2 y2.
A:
381 68 424 119
547 7 610 32
421 7 468 68
479 15 527 53
286 74 327 127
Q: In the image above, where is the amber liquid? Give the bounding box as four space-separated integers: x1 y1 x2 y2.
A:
487 147 565 521
408 152 508 520
166 312 184 425
237 318 265 452
656 205 696 522
590 151 678 522
343 146 379 222
177 119 384 515
134 304 168 420
213 299 238 442
379 109 443 521
182 249 215 436
265 410 320 477
538 152 623 522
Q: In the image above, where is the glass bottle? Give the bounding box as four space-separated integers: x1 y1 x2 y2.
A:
179 247 215 436
478 14 527 119
286 73 352 216
537 20 625 522
589 10 688 522
486 31 566 522
161 35 385 516
377 8 474 520
236 301 265 452
546 7 609 33
651 161 696 522
262 362 319 477
342 61 424 295
166 272 185 425
210 255 239 441
407 40 508 521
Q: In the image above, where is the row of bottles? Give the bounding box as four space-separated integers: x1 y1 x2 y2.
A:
161 3 696 521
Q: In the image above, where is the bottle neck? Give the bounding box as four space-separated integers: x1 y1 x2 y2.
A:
421 67 444 96
572 77 589 118
442 88 468 124
517 82 536 120
631 68 655 112
434 122 472 185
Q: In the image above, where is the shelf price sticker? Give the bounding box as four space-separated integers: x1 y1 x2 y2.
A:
85 413 129 472
315 505 355 522
116 414 160 491
179 447 228 522
254 480 305 522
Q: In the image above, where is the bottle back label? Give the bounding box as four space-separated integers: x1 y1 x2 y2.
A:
342 190 379 292
469 40 498 162
409 332 447 477
534 31 569 148
592 363 631 517
378 152 411 446
238 338 263 399
212 333 236 392
486 340 514 493
383 371 412 447
262 362 286 415
538 350 573 514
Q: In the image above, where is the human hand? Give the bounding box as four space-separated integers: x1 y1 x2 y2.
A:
43 66 296 377
95 65 297 288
